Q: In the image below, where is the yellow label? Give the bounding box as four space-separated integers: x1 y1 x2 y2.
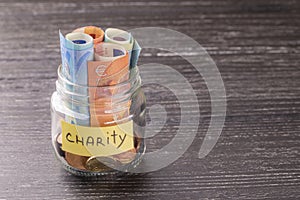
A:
61 120 134 157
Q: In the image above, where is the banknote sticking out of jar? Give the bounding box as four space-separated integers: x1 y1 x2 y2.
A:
51 26 145 176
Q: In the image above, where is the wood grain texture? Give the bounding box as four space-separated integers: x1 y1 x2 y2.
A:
0 0 299 199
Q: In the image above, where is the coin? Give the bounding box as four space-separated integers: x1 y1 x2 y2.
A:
134 136 141 149
65 152 89 170
85 156 118 172
112 136 141 164
55 133 65 157
113 147 137 164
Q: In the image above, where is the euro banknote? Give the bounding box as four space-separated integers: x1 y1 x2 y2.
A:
73 26 104 45
59 31 94 126
87 42 130 127
104 28 141 68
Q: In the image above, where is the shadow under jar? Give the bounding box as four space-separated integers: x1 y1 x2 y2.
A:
51 65 146 176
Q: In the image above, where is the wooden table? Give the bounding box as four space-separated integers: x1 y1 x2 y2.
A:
0 0 299 199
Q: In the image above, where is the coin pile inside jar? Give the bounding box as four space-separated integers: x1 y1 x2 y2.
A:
55 133 142 172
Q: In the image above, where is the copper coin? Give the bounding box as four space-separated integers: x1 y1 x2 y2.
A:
55 133 65 157
65 152 89 170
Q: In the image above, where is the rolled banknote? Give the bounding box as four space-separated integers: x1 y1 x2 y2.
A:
88 42 129 98
87 42 130 127
73 26 104 45
92 42 128 83
105 28 141 68
59 31 94 126
104 28 134 67
60 31 94 85
105 28 133 51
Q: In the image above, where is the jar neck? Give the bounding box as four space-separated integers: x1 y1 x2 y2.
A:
56 65 141 105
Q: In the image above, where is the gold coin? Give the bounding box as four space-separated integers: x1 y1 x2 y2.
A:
85 156 117 172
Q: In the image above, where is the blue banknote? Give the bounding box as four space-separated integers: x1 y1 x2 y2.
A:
59 31 94 126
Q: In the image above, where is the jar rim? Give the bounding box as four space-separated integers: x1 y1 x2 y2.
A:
57 64 140 89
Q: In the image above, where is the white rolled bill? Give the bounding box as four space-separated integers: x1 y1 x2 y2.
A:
105 28 133 61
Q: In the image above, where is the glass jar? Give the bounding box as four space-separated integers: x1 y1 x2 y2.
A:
51 65 146 176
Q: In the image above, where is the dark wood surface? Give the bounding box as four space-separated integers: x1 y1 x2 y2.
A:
0 0 299 199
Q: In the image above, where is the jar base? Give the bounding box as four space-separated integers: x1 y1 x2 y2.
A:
54 140 146 177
